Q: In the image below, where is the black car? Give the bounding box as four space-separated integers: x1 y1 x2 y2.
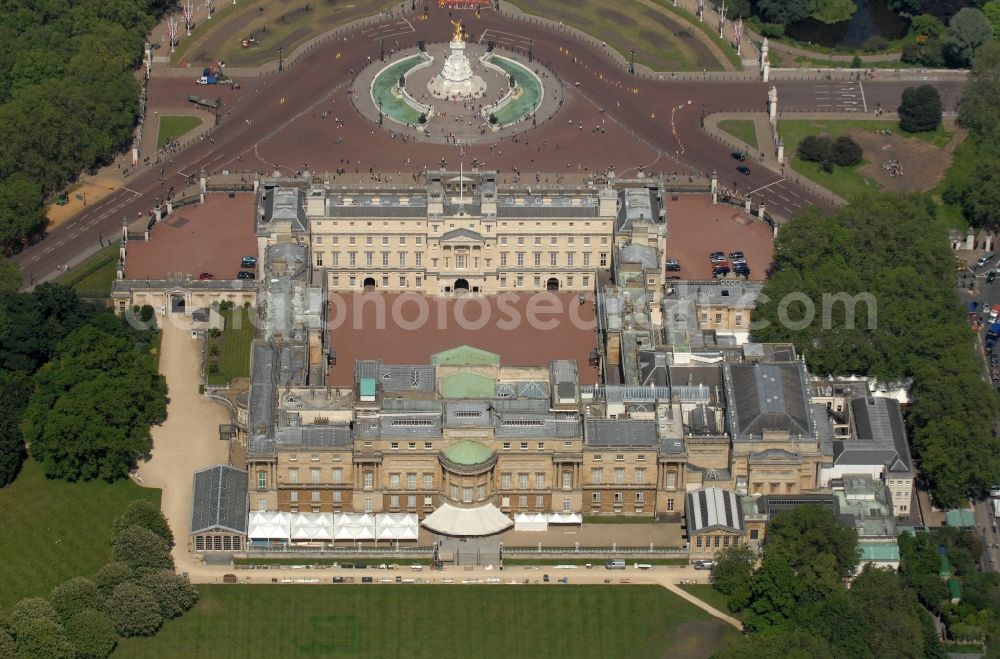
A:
665 259 681 271
732 151 747 161
989 271 996 284
734 264 751 277
729 251 744 261
237 270 255 280
241 255 257 268
712 266 731 278
737 166 751 175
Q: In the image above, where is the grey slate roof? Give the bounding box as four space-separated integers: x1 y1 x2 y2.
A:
379 365 437 393
260 187 307 232
835 397 913 475
191 465 248 535
248 344 276 455
686 487 744 534
276 424 352 447
619 244 658 269
584 419 659 447
616 188 662 232
724 362 814 440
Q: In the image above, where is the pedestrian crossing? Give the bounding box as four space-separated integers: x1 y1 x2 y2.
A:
812 81 867 112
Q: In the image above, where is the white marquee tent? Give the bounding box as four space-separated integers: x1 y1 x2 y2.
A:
422 502 513 537
376 513 420 541
513 512 549 532
333 512 376 541
248 511 291 541
547 512 583 525
289 513 335 541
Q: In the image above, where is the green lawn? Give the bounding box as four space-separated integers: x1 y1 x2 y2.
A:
206 308 253 385
678 584 744 621
717 119 758 149
57 244 119 298
509 0 726 72
114 585 738 658
156 115 203 149
0 460 160 610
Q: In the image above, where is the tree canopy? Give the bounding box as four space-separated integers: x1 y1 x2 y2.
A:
898 84 943 133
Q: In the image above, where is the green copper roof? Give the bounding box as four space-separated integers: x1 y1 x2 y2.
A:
431 345 500 366
442 440 493 465
858 542 900 562
439 371 496 399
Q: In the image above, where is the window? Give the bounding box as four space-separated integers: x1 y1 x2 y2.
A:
592 492 601 503
257 472 267 489
666 471 677 489
667 498 675 512
533 276 541 288
501 236 508 245
615 454 625 462
563 499 571 512
311 468 320 484
714 536 721 547
502 473 511 489
456 253 467 268
500 253 508 267
534 236 542 245
517 236 524 245
332 468 342 484
519 474 529 489
600 253 608 267
349 236 356 245
536 474 545 489
451 485 459 500
635 491 644 503
424 442 433 450
258 497 267 512
315 252 324 267
415 253 422 266
390 473 400 489
288 468 299 484
696 536 703 547
503 442 511 450
533 252 541 267
723 536 731 547
614 491 623 503
567 253 574 267
735 315 743 326
290 491 299 503
310 455 320 462
750 529 759 540
398 253 406 267
408 495 417 508
600 236 608 245
399 235 406 245
332 253 339 266
520 442 528 450
364 472 373 489
365 252 373 267
399 276 407 287
637 454 646 462
517 253 525 266
537 442 545 450
516 276 523 287
390 442 399 450
364 499 373 513
593 454 602 462
407 474 417 489
549 252 557 266
567 276 574 286
583 275 589 287
615 468 624 485
635 469 645 485
478 485 486 500
366 236 373 245
349 252 357 266
408 442 416 450
382 276 389 287
424 474 433 489
390 495 400 508
518 495 528 507
591 468 602 485
562 472 572 489
312 491 321 503
382 235 389 245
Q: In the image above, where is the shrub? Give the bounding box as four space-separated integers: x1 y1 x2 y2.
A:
10 597 59 635
94 562 134 599
64 610 117 659
12 616 75 659
111 526 174 573
797 135 834 162
851 54 863 68
140 570 199 619
112 500 174 546
51 577 102 623
899 84 943 132
104 582 162 637
0 630 14 657
862 35 889 52
832 135 864 166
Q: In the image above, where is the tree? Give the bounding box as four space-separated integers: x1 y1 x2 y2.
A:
64 610 117 659
945 8 993 67
831 135 863 166
0 256 19 294
12 616 75 659
103 582 161 637
93 562 135 599
111 526 174 573
10 598 59 635
812 0 856 24
744 554 806 632
850 565 928 658
0 630 14 658
714 626 835 659
983 1 1000 35
899 84 943 133
766 506 859 587
50 577 102 624
711 544 756 611
797 135 833 163
112 500 173 546
0 411 24 487
757 0 816 24
139 570 198 619
959 41 1000 140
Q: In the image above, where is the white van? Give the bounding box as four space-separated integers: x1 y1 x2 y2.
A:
605 559 626 570
977 253 996 268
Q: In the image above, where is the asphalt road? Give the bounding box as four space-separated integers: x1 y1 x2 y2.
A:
12 6 969 289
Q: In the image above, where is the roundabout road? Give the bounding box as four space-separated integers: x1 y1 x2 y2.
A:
14 5 967 288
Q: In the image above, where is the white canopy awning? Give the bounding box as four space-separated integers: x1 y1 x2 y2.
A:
248 511 291 540
376 512 419 541
421 502 513 537
333 512 376 541
289 512 334 541
547 512 583 525
514 512 549 532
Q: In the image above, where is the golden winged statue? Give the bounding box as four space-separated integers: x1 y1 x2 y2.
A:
451 20 464 42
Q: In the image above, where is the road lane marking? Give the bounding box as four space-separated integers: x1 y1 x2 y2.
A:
748 178 786 195
858 80 868 113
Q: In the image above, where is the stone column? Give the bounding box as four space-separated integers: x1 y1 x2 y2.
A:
166 201 173 216
154 207 162 222
744 196 752 213
767 86 778 125
757 202 765 219
710 170 718 204
199 169 207 193
776 139 785 165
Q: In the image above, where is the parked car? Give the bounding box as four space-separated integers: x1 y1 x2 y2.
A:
712 265 731 278
694 561 716 570
732 150 747 161
237 270 255 279
734 263 750 277
665 259 681 271
728 251 744 261
737 166 751 175
709 251 726 263
989 271 996 284
198 272 215 280
241 255 257 268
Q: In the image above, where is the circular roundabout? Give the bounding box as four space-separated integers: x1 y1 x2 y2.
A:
356 25 563 144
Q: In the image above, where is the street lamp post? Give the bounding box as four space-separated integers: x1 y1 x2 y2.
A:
629 49 635 75
379 99 384 126
278 47 284 72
